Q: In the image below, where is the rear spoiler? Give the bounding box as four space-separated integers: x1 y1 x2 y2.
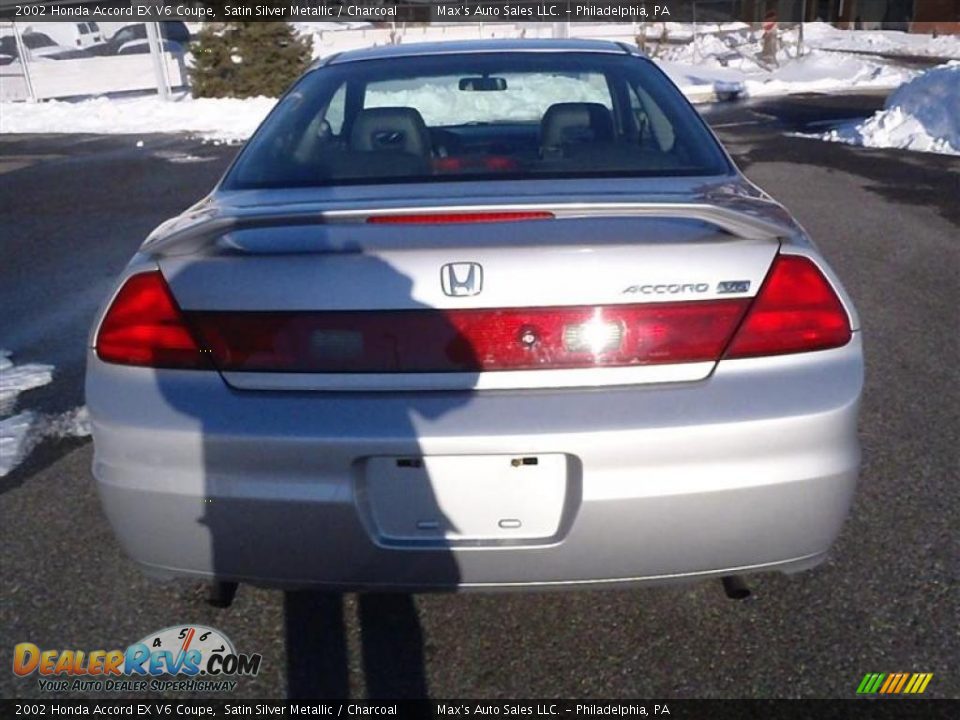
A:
324 203 793 241
143 202 793 255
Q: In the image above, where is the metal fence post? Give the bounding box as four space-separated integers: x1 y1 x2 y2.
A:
799 0 807 55
145 22 170 100
11 22 37 102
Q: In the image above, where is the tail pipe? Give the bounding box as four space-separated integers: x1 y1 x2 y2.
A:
721 575 751 600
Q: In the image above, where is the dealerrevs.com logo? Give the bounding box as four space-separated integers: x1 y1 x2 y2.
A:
13 625 261 693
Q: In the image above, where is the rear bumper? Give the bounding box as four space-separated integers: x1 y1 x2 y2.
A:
87 336 862 591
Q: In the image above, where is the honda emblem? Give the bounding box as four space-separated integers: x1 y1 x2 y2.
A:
441 262 483 297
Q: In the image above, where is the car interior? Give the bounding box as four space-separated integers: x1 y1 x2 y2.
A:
268 72 701 185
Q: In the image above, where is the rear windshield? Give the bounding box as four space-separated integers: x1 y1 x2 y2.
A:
224 52 731 190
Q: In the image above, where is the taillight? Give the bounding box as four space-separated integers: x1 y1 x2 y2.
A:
366 211 553 225
95 271 208 369
187 300 750 373
725 254 851 359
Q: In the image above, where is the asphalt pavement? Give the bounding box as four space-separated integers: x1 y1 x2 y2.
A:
1 94 958 700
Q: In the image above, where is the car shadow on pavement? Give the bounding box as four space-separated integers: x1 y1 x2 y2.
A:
154 251 478 699
284 591 429 699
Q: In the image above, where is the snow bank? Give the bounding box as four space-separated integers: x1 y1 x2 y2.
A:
742 52 916 97
804 22 960 60
0 93 275 142
1 350 51 477
0 412 36 478
816 63 960 155
657 25 917 100
0 350 90 477
0 350 52 416
0 407 91 477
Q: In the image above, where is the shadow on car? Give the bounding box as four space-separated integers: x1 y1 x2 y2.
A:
153 253 475 698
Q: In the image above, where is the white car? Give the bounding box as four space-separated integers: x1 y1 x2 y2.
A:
1 32 90 61
28 21 103 49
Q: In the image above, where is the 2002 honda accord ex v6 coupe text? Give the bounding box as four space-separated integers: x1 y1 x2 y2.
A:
87 39 862 598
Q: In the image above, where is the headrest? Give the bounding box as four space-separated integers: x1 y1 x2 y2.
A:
541 102 615 148
349 107 431 157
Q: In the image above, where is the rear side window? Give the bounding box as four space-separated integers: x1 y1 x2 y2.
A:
225 53 731 189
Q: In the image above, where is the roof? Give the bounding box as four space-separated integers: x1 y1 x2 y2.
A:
320 38 640 66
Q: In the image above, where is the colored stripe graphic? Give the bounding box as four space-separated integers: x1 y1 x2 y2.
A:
858 672 933 694
857 673 885 694
905 673 934 694
879 673 898 693
893 673 910 693
880 673 900 693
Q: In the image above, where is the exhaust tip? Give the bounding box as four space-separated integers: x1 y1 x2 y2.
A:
721 575 751 600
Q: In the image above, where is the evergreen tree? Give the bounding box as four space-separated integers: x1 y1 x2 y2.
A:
189 22 313 99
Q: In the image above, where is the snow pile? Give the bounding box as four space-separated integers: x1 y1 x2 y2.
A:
803 22 960 60
0 407 91 477
0 350 52 415
741 51 916 97
656 25 917 100
638 22 750 43
0 413 35 478
0 350 90 477
0 93 275 142
817 63 960 155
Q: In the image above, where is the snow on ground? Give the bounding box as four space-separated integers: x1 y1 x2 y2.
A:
0 350 52 415
811 63 960 155
637 22 751 43
0 50 918 141
0 26 951 141
0 93 275 143
0 413 35 478
0 350 90 477
803 22 960 59
656 24 918 100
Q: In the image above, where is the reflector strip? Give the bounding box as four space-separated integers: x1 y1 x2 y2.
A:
187 300 751 374
366 211 554 225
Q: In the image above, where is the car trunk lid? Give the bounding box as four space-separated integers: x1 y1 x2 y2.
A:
153 201 785 391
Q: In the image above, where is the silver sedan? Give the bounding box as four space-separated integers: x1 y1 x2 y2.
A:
87 39 862 596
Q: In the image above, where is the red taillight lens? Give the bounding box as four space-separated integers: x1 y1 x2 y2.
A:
187 300 750 373
366 211 554 225
95 271 207 369
725 255 852 359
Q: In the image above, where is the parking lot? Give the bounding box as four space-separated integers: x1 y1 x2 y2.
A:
1 93 958 699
